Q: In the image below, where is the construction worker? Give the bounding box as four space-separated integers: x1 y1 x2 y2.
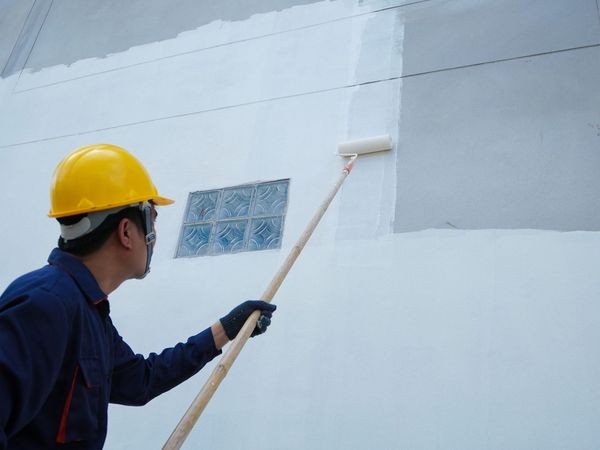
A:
0 144 276 449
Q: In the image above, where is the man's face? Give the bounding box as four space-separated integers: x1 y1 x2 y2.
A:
131 204 157 278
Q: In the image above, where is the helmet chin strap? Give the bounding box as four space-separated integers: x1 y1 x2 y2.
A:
137 201 156 280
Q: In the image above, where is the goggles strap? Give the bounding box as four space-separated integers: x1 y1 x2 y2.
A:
137 201 156 279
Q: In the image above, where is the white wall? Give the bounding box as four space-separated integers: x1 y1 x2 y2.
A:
1 1 600 449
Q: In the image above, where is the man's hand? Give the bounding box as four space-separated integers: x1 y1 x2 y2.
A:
219 300 277 340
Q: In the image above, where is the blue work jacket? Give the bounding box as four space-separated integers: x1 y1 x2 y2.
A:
0 248 222 449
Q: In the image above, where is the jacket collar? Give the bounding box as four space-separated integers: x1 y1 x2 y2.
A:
48 248 108 305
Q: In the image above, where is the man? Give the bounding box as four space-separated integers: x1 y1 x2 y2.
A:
0 144 276 449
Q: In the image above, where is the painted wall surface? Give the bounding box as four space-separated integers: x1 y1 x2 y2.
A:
0 1 599 449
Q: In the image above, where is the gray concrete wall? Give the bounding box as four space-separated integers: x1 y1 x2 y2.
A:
394 0 600 231
0 0 35 75
1 0 330 76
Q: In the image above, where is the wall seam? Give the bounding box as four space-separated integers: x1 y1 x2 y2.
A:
400 42 600 79
0 0 37 76
2 42 599 150
11 0 53 93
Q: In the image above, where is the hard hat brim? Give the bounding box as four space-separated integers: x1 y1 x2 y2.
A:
48 195 175 218
152 195 175 206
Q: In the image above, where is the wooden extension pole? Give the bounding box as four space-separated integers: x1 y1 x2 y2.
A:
162 156 358 450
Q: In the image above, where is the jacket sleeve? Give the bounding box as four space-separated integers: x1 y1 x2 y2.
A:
108 321 222 406
0 289 71 447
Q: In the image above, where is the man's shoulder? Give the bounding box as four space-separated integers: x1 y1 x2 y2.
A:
0 264 83 312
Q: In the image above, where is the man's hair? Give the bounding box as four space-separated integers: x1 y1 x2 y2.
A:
57 207 144 257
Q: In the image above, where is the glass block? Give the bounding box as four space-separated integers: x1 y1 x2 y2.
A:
248 217 283 251
218 187 254 219
186 191 219 223
178 224 212 257
212 220 248 254
253 181 288 216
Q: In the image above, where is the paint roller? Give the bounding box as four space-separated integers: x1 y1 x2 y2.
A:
162 135 393 450
338 134 393 157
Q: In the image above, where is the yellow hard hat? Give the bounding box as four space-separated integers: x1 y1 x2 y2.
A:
49 144 174 218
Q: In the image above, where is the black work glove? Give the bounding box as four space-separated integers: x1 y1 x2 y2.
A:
220 300 277 340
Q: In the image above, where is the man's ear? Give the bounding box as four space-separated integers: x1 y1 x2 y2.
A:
117 218 134 249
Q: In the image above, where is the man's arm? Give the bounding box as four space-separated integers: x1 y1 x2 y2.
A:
0 290 71 446
109 300 276 406
108 324 222 406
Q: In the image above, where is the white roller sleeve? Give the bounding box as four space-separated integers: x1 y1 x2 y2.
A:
337 134 392 156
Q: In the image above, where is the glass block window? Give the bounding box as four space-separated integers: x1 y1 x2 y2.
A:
177 179 289 257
